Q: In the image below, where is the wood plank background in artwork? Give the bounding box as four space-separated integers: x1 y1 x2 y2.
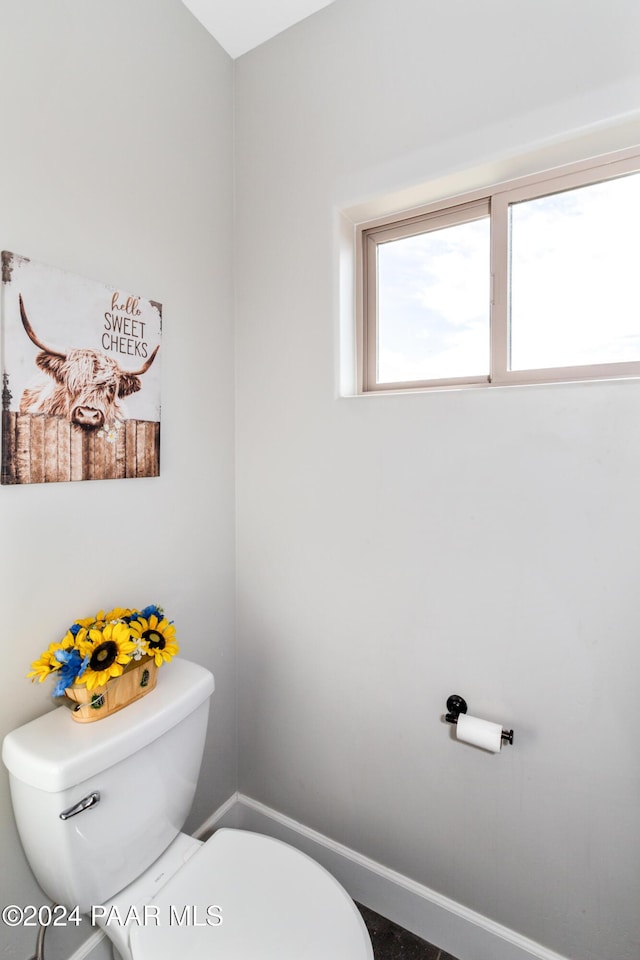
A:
1 412 160 484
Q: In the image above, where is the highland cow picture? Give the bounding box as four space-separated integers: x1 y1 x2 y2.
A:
1 252 161 484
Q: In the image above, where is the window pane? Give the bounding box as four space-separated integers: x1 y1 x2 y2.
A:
509 172 640 370
376 217 490 383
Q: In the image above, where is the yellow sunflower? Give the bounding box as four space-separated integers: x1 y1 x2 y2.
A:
74 625 106 649
134 614 179 667
77 621 138 690
27 643 64 683
87 610 111 631
59 615 94 649
103 607 134 624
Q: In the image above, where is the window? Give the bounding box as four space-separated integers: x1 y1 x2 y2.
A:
359 148 640 391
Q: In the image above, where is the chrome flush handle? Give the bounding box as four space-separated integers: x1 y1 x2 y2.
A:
59 791 100 821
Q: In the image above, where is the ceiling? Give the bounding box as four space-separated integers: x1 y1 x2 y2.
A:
182 0 338 59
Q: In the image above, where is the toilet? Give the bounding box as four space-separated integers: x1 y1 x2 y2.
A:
2 658 373 960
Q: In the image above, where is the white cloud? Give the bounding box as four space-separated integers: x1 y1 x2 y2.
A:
375 170 640 382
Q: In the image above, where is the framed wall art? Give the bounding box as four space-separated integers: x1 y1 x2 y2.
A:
1 252 162 484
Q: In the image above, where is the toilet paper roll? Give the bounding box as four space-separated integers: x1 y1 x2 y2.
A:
456 714 503 753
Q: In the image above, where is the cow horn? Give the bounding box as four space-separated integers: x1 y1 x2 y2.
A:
126 343 160 376
19 295 67 359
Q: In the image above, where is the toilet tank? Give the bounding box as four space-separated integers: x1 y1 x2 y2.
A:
2 659 214 915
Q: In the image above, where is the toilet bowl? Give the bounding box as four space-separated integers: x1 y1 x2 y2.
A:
113 828 372 959
2 659 373 960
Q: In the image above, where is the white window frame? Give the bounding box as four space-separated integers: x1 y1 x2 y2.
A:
358 146 640 393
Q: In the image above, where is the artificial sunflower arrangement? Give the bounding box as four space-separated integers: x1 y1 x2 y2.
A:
28 604 179 698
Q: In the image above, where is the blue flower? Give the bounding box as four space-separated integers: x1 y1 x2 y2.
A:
52 648 89 697
134 604 165 622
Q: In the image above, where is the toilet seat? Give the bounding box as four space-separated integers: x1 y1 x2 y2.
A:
129 828 373 959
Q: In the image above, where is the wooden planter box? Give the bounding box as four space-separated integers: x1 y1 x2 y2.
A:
64 657 157 723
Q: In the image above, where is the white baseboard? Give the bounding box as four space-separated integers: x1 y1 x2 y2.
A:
193 790 243 836
67 929 110 960
208 792 571 960
71 791 571 960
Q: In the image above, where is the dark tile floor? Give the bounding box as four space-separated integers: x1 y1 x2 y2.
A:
357 904 459 960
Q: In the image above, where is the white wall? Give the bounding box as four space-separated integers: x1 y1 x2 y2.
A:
234 2 640 959
0 2 235 958
3 3 640 959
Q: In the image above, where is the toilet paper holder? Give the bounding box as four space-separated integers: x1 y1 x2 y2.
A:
445 695 514 745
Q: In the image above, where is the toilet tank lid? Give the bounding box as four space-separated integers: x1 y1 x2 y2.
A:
2 659 214 793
